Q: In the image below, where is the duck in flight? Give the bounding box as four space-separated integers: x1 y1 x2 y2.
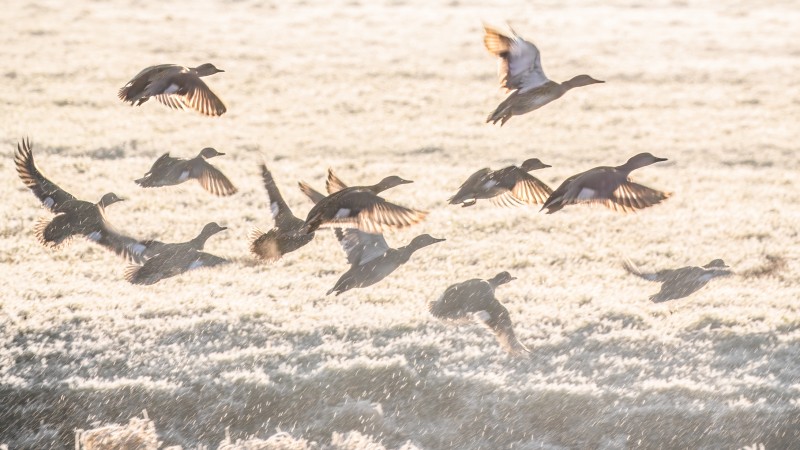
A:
118 63 226 116
300 168 427 234
125 222 228 285
14 138 146 262
429 271 529 356
135 147 237 197
483 25 603 125
623 258 733 302
540 152 670 214
449 158 553 207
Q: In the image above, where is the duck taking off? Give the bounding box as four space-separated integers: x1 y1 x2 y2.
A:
483 25 603 125
118 63 226 116
429 271 530 356
623 258 733 303
135 147 237 196
449 158 553 207
15 138 148 262
540 152 670 214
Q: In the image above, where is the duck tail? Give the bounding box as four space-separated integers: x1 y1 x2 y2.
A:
34 217 70 248
248 227 282 262
124 264 144 284
134 175 154 187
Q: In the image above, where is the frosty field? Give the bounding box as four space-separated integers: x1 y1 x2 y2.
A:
2 0 800 448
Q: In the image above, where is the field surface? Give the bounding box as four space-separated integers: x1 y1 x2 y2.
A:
2 0 799 448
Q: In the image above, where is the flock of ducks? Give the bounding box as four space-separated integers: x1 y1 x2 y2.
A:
14 25 735 356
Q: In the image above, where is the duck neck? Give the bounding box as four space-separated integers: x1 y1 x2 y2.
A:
190 233 211 250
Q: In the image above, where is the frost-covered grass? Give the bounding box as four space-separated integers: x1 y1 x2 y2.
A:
2 0 800 449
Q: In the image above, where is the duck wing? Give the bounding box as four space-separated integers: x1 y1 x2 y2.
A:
474 307 530 356
483 25 549 93
307 190 427 234
326 168 349 194
88 223 152 264
622 259 667 282
259 164 295 223
491 171 553 207
334 228 390 266
191 160 237 196
609 181 671 212
298 181 327 205
15 138 78 213
153 71 226 116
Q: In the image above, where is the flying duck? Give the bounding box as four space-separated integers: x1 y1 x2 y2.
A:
540 152 670 214
623 258 733 302
429 271 529 356
249 164 315 262
14 138 147 262
118 63 226 116
300 169 427 234
298 182 444 295
135 147 237 196
483 25 603 125
449 158 553 207
125 222 228 285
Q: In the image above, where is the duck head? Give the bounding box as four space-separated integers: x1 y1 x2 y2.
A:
193 63 225 76
520 158 551 172
408 234 446 249
621 152 668 171
200 222 228 237
373 175 413 191
563 74 604 89
98 192 125 208
703 259 729 269
199 147 225 159
489 271 517 287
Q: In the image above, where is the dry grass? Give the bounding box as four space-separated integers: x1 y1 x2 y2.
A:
2 0 800 449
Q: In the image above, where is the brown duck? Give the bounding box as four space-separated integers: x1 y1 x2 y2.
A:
623 258 733 302
125 222 228 285
300 169 427 234
135 147 237 196
118 63 226 116
15 138 147 262
449 158 553 207
249 164 315 262
298 182 444 296
429 271 529 356
541 152 670 214
483 25 603 125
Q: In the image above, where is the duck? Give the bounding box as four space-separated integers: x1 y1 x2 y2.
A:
14 138 147 262
249 164 315 262
623 258 733 302
118 63 226 116
449 158 553 207
300 169 427 234
135 147 237 196
429 271 529 356
125 222 228 285
298 182 444 295
483 25 603 125
540 152 670 214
